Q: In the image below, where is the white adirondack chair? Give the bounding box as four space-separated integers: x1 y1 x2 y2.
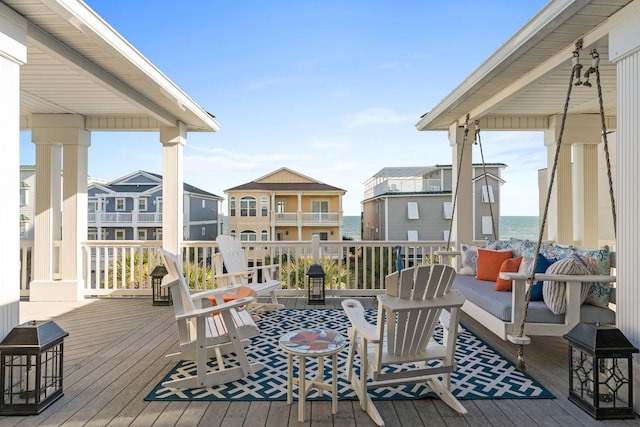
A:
215 235 284 312
159 249 264 389
342 264 467 426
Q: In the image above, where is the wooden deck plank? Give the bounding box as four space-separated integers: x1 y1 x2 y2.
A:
1 298 636 426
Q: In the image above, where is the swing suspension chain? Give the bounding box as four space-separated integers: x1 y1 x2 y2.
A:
476 121 497 240
446 114 470 250
592 51 617 236
516 41 582 370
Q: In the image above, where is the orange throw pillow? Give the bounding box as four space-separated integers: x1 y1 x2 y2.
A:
495 256 523 291
476 249 513 282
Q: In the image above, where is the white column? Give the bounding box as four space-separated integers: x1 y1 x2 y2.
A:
572 143 598 247
160 123 186 254
543 115 573 244
609 0 640 411
61 136 89 289
449 121 472 246
32 142 61 284
0 3 26 339
31 114 88 301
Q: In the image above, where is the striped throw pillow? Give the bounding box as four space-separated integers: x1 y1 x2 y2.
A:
542 254 592 315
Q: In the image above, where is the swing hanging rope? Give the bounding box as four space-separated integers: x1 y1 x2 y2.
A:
515 41 616 370
475 120 498 239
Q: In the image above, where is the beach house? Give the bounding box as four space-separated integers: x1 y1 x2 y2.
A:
362 164 505 241
88 171 223 241
224 167 346 241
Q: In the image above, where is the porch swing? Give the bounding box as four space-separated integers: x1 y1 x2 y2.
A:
438 40 618 369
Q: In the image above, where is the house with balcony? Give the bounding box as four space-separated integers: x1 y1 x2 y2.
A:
225 167 346 241
88 171 223 241
362 164 505 241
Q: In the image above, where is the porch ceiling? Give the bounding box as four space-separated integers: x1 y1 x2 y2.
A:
4 0 219 132
416 0 632 131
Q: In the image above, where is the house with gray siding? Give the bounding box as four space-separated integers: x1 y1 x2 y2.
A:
362 164 505 241
88 171 223 241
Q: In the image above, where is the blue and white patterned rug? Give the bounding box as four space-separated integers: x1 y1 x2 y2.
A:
145 308 554 401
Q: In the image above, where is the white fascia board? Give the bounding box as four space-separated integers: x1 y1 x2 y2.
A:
39 0 219 131
415 0 587 131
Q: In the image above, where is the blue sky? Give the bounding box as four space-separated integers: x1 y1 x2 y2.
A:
20 0 550 216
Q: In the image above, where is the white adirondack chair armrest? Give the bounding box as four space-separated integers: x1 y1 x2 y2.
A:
379 290 466 312
175 296 255 321
500 272 616 283
213 271 252 280
247 264 280 272
434 250 461 257
342 299 378 342
190 284 246 301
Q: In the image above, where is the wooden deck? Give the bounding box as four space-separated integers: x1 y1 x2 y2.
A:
1 297 638 427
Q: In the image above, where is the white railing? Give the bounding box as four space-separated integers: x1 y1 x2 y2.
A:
18 240 456 297
273 212 340 224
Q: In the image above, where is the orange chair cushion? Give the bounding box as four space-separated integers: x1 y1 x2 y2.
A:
495 256 523 291
476 249 513 282
208 287 256 315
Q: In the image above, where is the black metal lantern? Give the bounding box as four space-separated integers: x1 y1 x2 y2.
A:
0 320 68 415
564 322 639 420
151 264 171 306
306 263 326 305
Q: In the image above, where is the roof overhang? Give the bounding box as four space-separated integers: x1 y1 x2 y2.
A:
4 0 219 132
416 0 633 132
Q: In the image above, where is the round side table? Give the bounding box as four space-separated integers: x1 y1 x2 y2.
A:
278 328 347 422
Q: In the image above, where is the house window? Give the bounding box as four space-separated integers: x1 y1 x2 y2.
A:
261 196 268 217
115 198 125 211
313 232 329 241
138 198 147 211
240 230 257 241
407 202 419 220
156 228 162 240
20 222 28 238
240 197 257 217
138 229 147 240
230 229 236 238
481 185 495 203
19 181 29 206
202 227 206 236
101 229 108 239
261 229 268 241
276 200 285 213
408 230 419 242
312 200 329 221
88 228 98 240
156 197 163 213
88 200 97 213
115 229 126 240
443 202 453 219
230 197 236 216
482 216 493 235
443 230 450 241
202 199 206 208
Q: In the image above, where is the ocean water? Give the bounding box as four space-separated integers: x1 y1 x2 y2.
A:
341 215 540 241
223 216 540 241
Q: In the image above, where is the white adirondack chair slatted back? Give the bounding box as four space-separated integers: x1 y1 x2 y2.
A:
160 249 250 344
216 235 250 285
383 264 456 357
